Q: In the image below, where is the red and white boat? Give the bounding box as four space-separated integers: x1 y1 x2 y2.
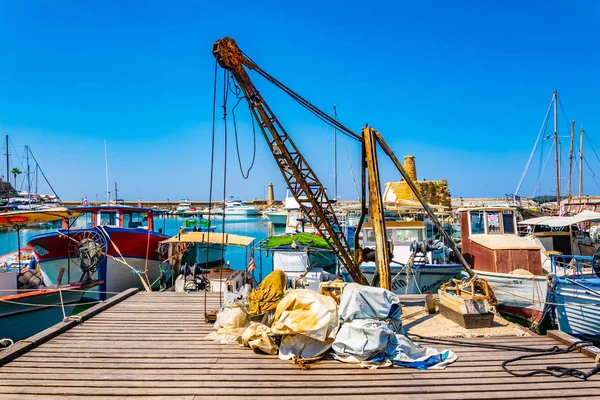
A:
28 206 170 296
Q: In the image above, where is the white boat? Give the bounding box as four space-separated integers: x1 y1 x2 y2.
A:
359 220 464 295
263 209 287 225
216 200 259 216
176 200 192 213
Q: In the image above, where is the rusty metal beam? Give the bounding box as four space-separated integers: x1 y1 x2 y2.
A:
363 127 391 290
213 37 369 285
372 129 475 279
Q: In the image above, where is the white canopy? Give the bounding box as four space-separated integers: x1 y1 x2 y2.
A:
519 210 600 227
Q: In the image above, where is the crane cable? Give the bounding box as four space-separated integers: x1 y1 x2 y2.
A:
240 50 363 143
219 69 230 307
228 76 257 179
204 60 219 317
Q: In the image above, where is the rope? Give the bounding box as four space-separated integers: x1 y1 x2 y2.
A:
229 77 256 179
203 60 220 316
0 297 106 307
58 229 151 292
143 229 151 287
503 341 600 380
0 338 14 350
410 333 600 379
58 287 67 321
514 95 554 197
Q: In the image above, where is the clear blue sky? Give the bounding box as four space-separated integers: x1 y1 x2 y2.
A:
1 0 600 201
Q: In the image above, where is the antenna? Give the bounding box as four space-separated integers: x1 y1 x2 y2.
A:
333 104 338 200
104 140 110 204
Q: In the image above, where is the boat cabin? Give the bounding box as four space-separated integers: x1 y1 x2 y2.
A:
362 221 426 264
458 207 542 275
64 206 156 231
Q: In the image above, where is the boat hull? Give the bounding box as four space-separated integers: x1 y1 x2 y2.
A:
28 227 170 295
0 282 99 341
473 269 548 323
264 212 287 225
552 275 600 339
360 264 464 295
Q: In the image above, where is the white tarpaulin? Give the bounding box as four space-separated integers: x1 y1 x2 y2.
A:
271 289 338 361
332 283 457 369
273 252 309 273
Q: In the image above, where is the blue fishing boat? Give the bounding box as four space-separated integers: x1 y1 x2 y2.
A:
548 254 600 340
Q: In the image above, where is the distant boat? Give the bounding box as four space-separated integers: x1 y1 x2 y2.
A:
176 200 192 214
215 199 259 216
263 208 287 225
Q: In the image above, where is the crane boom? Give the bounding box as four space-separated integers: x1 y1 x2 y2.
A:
212 37 369 286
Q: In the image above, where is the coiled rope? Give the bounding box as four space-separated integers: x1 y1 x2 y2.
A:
411 334 600 381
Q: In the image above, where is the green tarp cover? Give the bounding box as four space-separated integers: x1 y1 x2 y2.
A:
262 232 331 250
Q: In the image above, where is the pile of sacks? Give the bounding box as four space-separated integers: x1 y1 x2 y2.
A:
207 271 456 370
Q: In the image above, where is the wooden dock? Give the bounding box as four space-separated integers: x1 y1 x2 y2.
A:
1 290 600 399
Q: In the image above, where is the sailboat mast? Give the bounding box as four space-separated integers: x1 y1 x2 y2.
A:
5 135 9 204
553 91 560 208
26 145 31 209
104 141 110 204
568 119 575 201
333 104 338 200
579 128 584 200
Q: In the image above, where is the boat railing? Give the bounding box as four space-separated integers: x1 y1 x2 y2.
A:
550 254 593 276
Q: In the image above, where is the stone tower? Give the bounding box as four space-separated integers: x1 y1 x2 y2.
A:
267 183 274 207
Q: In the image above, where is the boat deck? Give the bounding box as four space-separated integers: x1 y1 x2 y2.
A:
1 290 599 399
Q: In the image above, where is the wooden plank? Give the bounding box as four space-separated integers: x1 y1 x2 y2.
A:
547 330 600 361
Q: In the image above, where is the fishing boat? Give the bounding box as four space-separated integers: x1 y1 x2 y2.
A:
27 205 170 296
181 216 216 232
160 231 255 293
253 232 338 291
359 220 464 294
458 206 548 323
547 254 600 340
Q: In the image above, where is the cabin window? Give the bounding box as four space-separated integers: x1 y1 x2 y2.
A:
366 229 376 244
502 211 515 234
470 211 485 234
98 211 118 227
394 229 422 243
486 212 501 234
123 212 149 229
70 212 93 229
